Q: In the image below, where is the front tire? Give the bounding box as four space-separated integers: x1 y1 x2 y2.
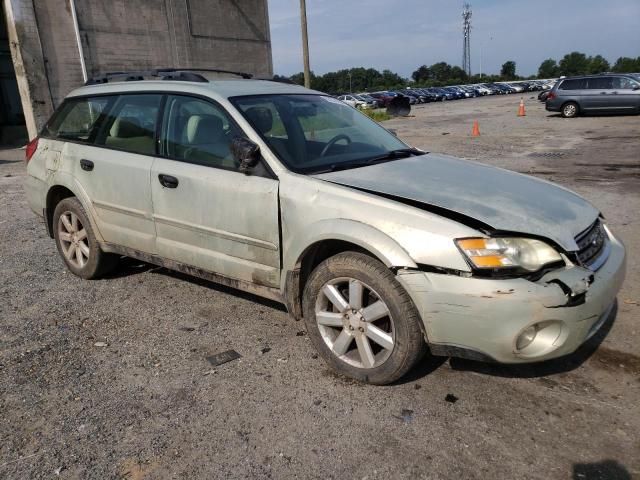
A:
561 102 579 118
302 252 427 385
53 197 117 279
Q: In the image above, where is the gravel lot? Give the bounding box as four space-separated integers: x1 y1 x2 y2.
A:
1 94 639 479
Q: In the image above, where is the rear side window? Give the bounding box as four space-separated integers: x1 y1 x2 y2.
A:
43 97 113 143
587 77 613 89
559 79 587 90
95 94 162 156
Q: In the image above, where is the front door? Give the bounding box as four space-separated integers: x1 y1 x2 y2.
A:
150 94 281 287
610 76 640 111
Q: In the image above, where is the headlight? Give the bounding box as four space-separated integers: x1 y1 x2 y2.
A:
456 237 563 272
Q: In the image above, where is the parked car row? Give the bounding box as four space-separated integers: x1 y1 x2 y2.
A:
337 80 556 108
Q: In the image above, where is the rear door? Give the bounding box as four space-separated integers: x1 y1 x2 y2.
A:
584 76 614 111
150 94 280 287
63 93 161 253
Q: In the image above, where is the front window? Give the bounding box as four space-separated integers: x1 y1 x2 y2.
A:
232 94 411 173
160 95 242 170
613 76 639 90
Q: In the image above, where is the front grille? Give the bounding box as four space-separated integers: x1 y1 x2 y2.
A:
575 220 607 269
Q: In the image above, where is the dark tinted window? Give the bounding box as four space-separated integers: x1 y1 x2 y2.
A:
96 94 162 155
160 95 242 170
587 77 613 89
44 96 113 142
559 79 587 90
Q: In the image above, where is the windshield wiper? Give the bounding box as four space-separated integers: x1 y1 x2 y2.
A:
362 147 426 165
310 148 426 174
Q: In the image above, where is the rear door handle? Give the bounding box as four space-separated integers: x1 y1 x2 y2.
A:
80 159 94 171
158 174 179 188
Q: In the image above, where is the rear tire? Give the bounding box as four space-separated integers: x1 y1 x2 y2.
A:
561 102 579 118
302 251 427 385
53 197 118 279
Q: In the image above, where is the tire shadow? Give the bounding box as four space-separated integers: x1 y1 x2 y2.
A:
573 459 632 480
151 265 287 312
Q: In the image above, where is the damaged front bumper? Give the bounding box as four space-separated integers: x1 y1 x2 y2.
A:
396 232 626 363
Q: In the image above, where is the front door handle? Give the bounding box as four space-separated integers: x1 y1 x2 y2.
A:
80 159 94 171
158 174 179 188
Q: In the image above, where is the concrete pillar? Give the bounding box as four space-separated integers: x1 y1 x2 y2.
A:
2 0 54 140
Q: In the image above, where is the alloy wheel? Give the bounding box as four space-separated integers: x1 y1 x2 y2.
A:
563 104 577 117
58 211 90 269
315 277 395 369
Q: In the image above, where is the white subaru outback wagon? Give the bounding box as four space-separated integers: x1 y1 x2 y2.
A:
24 69 626 384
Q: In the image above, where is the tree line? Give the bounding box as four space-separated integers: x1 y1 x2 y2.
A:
538 52 640 78
281 52 639 94
281 63 516 94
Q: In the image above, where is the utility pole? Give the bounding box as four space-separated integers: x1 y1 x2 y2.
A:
462 3 472 78
348 72 352 93
300 0 311 88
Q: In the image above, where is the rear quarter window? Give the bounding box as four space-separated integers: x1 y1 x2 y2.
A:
559 79 587 90
43 97 113 142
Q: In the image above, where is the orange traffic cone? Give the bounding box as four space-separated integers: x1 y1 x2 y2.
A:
518 98 526 116
472 120 480 137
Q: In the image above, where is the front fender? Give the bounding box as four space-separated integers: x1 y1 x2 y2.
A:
283 218 418 275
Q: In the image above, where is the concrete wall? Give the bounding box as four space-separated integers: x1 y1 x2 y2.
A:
4 0 273 139
2 0 55 139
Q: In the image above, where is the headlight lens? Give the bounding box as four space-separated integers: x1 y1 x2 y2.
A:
456 237 563 272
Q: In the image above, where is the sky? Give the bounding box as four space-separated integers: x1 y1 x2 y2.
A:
267 0 640 78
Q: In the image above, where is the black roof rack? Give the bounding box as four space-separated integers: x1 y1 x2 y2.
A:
85 68 253 86
257 76 296 84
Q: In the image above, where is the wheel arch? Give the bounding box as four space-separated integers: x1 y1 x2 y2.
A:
282 220 417 319
45 175 104 242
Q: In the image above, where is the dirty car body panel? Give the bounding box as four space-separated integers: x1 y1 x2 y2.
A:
24 76 626 371
314 154 600 251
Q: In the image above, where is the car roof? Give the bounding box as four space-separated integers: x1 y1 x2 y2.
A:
66 78 324 102
560 73 634 80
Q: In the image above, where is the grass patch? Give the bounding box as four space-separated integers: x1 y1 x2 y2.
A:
361 108 391 122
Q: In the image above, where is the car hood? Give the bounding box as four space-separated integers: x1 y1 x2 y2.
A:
313 154 599 251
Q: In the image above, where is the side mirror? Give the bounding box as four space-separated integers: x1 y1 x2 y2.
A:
231 137 260 174
633 85 640 91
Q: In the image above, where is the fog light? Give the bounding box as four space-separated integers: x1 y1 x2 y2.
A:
516 325 537 350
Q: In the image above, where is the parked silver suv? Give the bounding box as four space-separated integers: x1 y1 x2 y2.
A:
546 74 640 117
25 70 626 384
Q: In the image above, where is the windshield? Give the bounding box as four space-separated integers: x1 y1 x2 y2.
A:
231 94 411 173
